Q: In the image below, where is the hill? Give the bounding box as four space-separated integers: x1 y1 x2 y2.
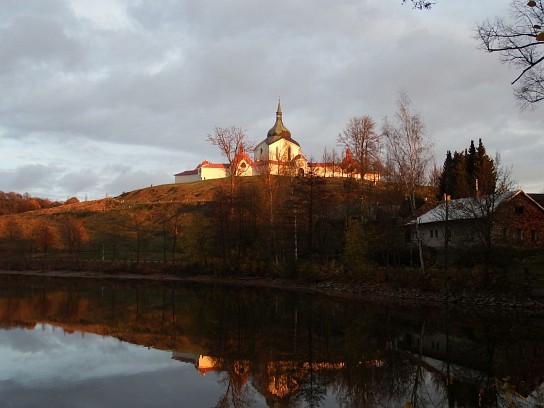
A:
0 175 438 269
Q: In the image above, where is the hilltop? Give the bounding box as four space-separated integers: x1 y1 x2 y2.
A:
37 178 228 215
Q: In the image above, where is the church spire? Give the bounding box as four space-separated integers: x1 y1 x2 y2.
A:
266 98 299 146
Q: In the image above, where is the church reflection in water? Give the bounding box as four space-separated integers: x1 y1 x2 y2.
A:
1 274 543 407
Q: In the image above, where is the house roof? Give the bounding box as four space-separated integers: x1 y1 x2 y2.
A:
201 162 228 169
409 190 521 225
174 169 198 176
529 193 544 207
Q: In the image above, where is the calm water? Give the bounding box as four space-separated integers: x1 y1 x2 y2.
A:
0 274 543 408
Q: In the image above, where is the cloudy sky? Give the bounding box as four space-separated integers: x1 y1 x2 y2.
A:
0 0 542 201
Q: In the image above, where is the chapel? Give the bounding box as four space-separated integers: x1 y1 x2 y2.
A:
174 100 377 183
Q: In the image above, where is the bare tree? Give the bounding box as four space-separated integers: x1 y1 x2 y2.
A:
337 116 381 182
477 0 544 108
3 217 21 240
34 224 56 257
152 204 185 263
206 126 253 190
123 209 151 262
321 146 341 177
59 217 89 256
456 153 517 259
382 92 434 274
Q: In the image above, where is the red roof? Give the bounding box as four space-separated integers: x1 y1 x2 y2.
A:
201 163 228 169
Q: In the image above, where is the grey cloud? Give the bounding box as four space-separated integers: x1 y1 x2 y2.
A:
102 168 171 197
0 15 82 74
0 164 63 192
57 168 100 194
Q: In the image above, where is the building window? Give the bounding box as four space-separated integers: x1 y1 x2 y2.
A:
531 229 538 241
517 229 524 240
515 205 524 214
435 229 439 238
430 230 434 238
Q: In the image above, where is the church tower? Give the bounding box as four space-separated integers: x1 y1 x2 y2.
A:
254 99 302 164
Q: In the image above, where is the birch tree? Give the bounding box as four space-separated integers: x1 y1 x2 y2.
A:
382 92 434 274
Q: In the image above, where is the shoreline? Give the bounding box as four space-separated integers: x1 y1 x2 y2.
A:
2 269 544 314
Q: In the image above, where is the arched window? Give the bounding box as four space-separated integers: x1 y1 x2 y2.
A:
288 146 291 160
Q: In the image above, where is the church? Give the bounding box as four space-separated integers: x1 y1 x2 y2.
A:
174 100 378 183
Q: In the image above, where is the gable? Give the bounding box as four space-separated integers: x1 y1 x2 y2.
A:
410 191 518 226
410 190 544 227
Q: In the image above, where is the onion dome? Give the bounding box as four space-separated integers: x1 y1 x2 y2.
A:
266 98 299 146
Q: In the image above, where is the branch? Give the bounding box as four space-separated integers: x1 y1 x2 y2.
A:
511 54 544 83
402 0 435 10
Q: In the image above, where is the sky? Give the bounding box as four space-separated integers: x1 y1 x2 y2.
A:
0 0 542 201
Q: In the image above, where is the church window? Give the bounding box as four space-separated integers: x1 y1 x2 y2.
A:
288 146 291 160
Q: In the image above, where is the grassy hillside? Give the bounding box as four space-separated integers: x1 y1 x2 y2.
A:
0 176 432 270
0 179 232 261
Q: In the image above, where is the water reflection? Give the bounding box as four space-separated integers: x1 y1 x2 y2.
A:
0 274 543 407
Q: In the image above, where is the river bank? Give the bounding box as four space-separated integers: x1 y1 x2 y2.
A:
1 268 543 314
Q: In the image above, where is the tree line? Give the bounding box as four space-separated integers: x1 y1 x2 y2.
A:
0 191 74 215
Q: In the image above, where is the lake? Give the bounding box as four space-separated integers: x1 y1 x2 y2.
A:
0 274 543 407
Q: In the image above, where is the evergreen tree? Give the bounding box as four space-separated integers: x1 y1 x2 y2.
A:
437 139 497 199
438 150 454 198
452 151 469 198
474 138 497 195
466 140 477 184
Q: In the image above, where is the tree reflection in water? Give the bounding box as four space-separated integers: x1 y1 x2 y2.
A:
0 274 543 407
